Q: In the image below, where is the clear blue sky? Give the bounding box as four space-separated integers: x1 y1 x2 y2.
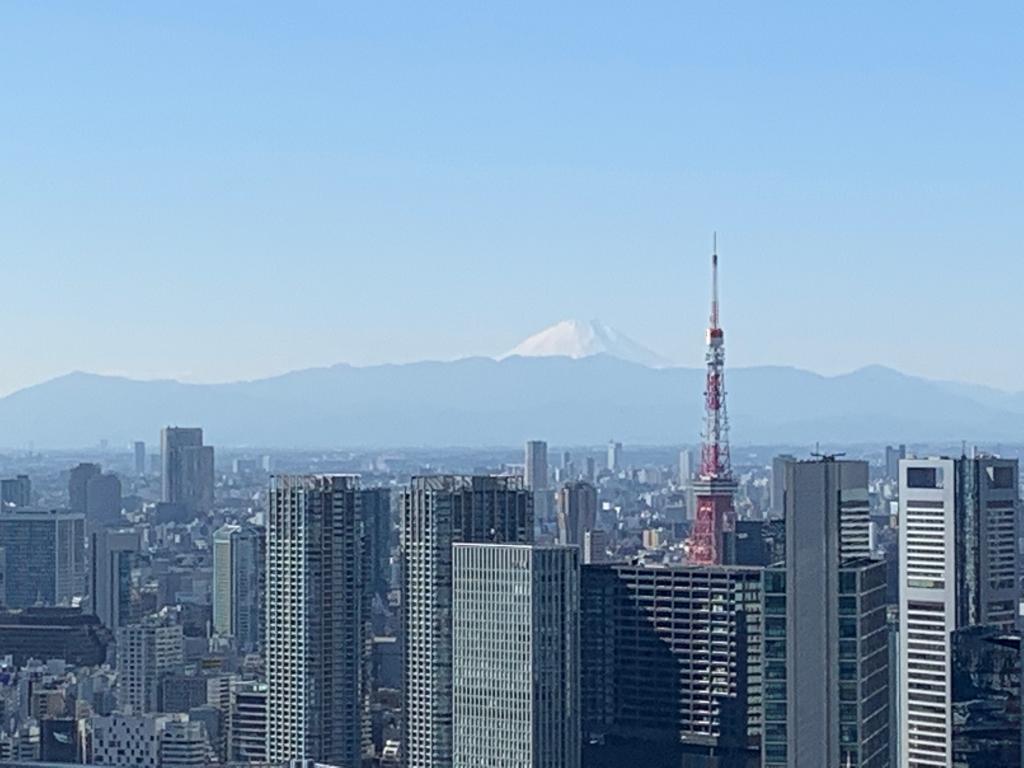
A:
2 2 1021 395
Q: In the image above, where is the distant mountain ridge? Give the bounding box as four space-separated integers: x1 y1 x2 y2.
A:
1 356 1022 448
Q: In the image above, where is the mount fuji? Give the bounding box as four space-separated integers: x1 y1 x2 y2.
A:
500 319 673 368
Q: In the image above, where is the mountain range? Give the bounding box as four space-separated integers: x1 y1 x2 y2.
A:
2 352 1024 448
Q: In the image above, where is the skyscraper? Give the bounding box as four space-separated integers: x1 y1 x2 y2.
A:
581 562 763 767
770 454 796 517
161 427 215 514
0 509 86 608
211 524 263 652
898 455 1021 768
91 528 140 633
762 458 888 768
556 481 597 546
453 544 580 768
265 475 371 766
678 448 694 484
134 441 147 476
86 472 123 528
0 475 31 508
606 441 622 473
524 440 549 491
949 626 1022 767
361 487 393 601
69 462 101 515
884 444 906 481
400 475 533 768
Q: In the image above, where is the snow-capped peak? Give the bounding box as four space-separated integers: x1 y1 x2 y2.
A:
500 319 672 368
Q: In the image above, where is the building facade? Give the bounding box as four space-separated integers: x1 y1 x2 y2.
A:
361 487 393 601
212 523 263 651
762 458 888 768
0 509 86 608
85 472 123 529
400 475 533 768
116 614 184 714
0 475 31 508
91 528 139 633
556 481 597 547
581 563 763 768
160 427 215 514
453 544 580 768
898 456 1021 768
525 440 549 491
229 679 267 762
949 626 1022 767
265 474 372 766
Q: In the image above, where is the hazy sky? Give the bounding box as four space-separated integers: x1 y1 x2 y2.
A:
2 3 1022 395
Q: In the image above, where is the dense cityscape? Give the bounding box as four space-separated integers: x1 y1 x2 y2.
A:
3 4 1021 767
1 251 1021 768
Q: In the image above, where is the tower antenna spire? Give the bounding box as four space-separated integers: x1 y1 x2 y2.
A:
711 232 719 329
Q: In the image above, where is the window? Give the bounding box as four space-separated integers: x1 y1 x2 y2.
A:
907 467 941 489
987 465 1015 489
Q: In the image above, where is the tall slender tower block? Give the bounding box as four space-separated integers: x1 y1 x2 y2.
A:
400 475 533 768
265 474 371 766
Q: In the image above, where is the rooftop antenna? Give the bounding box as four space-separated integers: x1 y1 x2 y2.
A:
710 232 719 329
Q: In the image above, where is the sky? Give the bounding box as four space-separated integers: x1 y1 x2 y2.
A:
1 2 1022 395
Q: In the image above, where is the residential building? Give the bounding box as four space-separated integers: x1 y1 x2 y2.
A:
400 475 533 768
265 474 372 766
361 487 393 600
117 613 185 714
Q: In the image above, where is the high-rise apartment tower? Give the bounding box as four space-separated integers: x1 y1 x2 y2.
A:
400 475 533 768
265 474 372 766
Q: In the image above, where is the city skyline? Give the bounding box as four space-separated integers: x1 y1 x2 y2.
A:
2 4 1023 767
3 3 1023 394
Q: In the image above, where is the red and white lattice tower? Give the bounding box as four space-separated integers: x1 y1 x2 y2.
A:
688 235 737 565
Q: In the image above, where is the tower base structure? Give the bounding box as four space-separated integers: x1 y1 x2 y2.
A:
688 477 737 565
